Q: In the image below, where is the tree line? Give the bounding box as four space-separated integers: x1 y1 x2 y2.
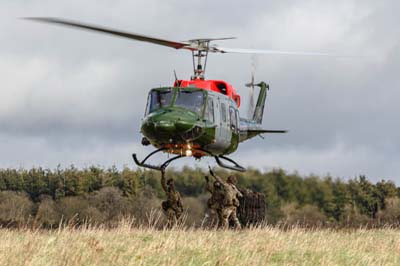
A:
0 165 399 228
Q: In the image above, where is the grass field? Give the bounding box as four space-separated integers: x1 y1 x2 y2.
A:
0 223 399 266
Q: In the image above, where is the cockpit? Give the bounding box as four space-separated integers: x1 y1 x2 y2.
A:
146 88 205 116
147 89 174 113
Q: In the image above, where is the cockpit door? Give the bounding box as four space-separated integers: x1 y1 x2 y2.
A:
215 97 231 148
205 95 232 153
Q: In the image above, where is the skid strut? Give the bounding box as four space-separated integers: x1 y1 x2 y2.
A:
132 147 183 171
215 155 246 172
132 148 246 172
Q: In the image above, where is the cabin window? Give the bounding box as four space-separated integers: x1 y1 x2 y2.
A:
147 89 174 114
216 82 227 95
229 106 237 130
221 103 227 122
175 90 204 115
206 97 215 123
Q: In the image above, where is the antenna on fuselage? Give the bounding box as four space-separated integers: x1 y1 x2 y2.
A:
174 69 181 87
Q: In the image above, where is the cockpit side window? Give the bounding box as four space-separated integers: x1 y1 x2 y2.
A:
221 103 227 123
147 89 174 114
229 106 238 131
216 82 227 95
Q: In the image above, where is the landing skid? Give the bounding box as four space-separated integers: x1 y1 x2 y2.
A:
214 155 246 172
132 148 246 172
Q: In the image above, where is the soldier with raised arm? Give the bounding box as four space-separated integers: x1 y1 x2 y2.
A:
161 170 183 227
207 167 243 229
204 174 224 227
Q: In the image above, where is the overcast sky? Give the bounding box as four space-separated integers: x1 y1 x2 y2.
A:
1 1 399 182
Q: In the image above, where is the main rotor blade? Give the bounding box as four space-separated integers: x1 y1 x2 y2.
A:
216 47 358 57
187 37 236 42
24 17 361 57
24 17 189 50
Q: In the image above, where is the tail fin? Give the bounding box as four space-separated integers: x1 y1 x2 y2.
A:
252 82 268 124
239 82 287 143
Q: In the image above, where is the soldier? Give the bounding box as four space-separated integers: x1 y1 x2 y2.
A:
161 170 183 227
208 168 243 229
204 175 224 227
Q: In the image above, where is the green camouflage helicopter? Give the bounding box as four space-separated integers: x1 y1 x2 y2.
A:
27 17 347 172
137 80 286 172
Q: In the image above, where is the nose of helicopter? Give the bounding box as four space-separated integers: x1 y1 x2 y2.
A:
154 120 175 131
141 108 200 142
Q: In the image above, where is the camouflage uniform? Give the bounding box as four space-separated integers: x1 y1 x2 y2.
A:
204 176 224 227
207 170 243 229
161 171 183 227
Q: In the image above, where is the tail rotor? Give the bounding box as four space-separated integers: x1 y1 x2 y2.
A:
245 55 258 119
245 73 255 119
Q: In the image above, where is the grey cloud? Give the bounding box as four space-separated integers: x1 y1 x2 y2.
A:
0 0 399 181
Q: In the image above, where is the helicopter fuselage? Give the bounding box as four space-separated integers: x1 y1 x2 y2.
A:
141 85 240 158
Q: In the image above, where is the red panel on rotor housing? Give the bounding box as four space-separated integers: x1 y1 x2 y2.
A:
173 79 241 107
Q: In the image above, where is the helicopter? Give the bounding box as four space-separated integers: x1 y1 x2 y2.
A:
26 17 347 172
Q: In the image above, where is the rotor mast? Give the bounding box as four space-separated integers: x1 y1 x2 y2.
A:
191 50 208 80
190 39 211 80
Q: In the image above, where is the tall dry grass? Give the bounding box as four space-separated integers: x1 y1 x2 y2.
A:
0 217 400 266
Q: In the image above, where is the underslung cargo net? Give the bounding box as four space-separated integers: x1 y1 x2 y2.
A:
237 188 266 226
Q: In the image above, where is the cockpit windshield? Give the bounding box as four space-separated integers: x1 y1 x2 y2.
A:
147 89 174 114
175 90 204 115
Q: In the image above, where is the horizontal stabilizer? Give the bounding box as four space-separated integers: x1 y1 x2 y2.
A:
246 129 288 134
239 128 288 142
